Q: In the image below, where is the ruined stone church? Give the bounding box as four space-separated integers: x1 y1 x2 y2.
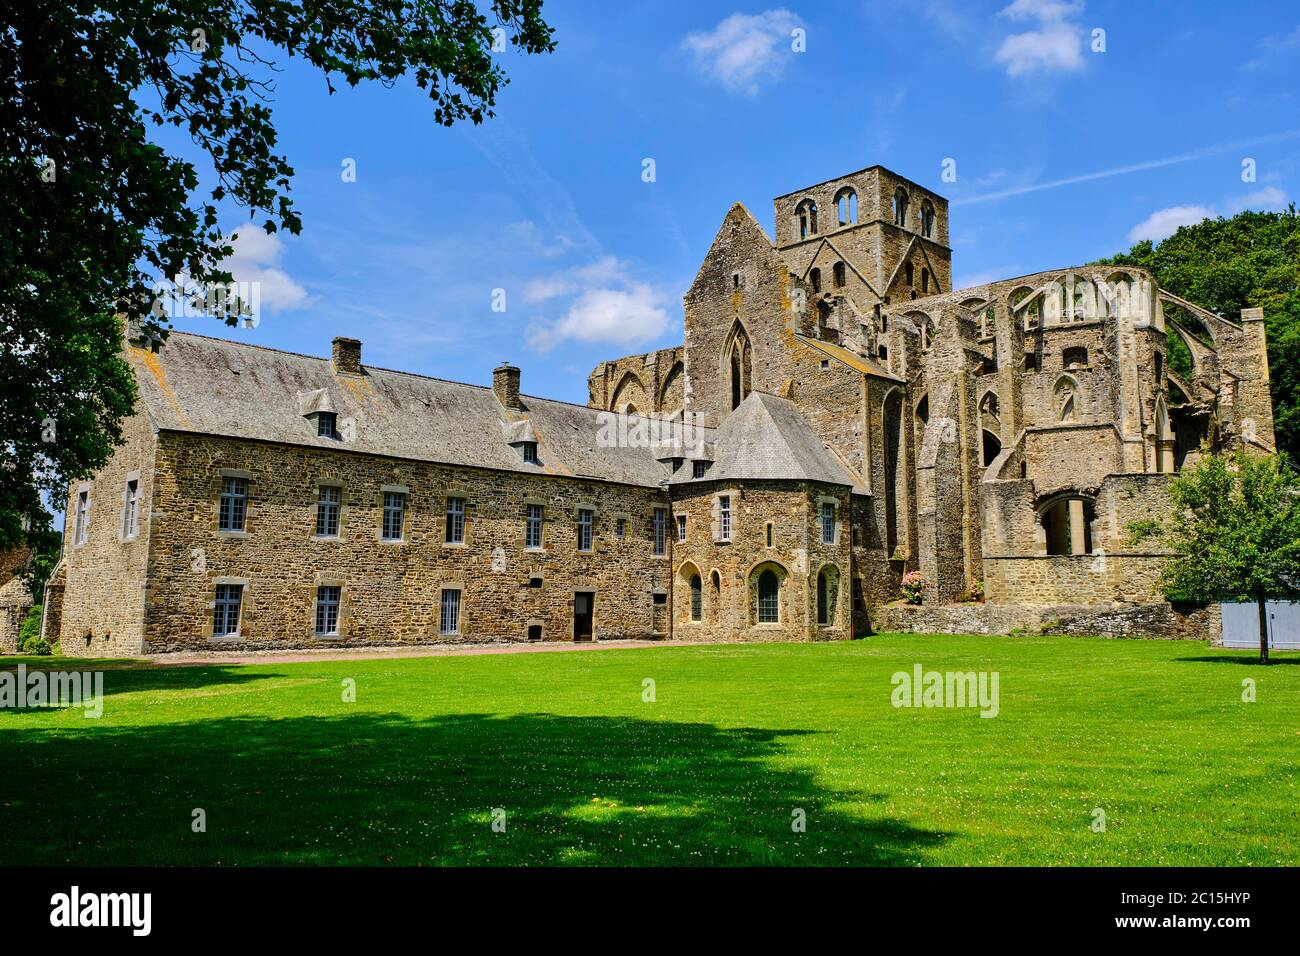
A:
36 166 1275 656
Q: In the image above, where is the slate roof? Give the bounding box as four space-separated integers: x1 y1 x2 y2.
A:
670 391 865 492
130 333 864 493
129 333 689 488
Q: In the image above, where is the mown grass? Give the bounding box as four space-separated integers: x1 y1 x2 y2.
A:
1 635 1297 866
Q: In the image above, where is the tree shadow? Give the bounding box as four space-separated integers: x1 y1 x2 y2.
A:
0 712 947 866
0 662 275 704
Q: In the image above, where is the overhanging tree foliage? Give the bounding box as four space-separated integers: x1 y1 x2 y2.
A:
1097 206 1300 461
0 1 555 549
1130 451 1300 663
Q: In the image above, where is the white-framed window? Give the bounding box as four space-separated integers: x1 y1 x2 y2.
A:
315 585 341 636
122 479 139 539
317 411 338 438
525 503 543 549
218 476 248 532
316 484 341 538
382 491 406 541
615 517 626 539
213 583 243 637
693 461 707 479
676 513 687 542
440 588 462 635
74 489 89 545
821 502 836 544
445 497 465 544
652 507 668 556
718 495 732 542
522 442 538 465
577 508 594 552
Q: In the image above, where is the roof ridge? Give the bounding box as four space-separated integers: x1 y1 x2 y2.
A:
160 329 689 420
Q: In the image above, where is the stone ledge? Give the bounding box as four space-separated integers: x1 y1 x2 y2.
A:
870 601 1220 641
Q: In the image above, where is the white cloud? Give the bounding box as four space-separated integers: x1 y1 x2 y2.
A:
1128 185 1292 243
527 284 670 353
1127 206 1214 243
994 0 1085 78
681 9 803 96
524 257 672 352
1224 186 1289 215
223 227 309 311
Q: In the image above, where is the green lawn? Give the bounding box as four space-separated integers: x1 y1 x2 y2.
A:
2 635 1297 866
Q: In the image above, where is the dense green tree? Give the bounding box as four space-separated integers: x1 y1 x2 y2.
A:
1097 206 1300 459
1130 452 1300 663
0 1 555 549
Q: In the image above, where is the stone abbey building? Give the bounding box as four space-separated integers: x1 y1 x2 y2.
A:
39 165 1276 656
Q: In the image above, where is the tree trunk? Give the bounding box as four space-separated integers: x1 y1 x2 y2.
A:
1257 595 1271 665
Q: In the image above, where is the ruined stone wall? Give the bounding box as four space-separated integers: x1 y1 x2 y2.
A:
141 432 671 652
872 600 1219 641
54 409 157 657
667 480 852 642
587 345 685 416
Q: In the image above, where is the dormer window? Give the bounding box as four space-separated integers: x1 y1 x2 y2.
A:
316 412 338 439
692 460 708 479
521 441 538 464
671 457 684 473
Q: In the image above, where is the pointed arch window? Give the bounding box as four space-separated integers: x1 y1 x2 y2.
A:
1055 377 1079 422
835 188 858 225
689 573 702 621
920 201 935 238
726 324 753 411
892 188 910 227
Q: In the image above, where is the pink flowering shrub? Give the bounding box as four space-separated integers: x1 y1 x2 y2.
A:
901 571 926 605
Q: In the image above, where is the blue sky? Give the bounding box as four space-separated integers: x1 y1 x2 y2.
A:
161 0 1300 406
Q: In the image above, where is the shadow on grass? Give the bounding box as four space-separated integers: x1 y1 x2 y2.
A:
0 662 275 704
1175 654 1300 665
0 712 946 866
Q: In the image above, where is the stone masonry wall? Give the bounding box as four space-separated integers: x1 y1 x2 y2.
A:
142 431 673 652
53 408 157 657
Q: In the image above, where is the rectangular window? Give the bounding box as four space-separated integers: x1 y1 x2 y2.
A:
316 484 341 537
718 495 732 542
821 502 836 544
766 522 773 548
382 491 406 541
122 479 139 539
693 460 707 479
218 476 248 532
74 490 89 545
445 497 465 544
317 412 338 438
315 585 341 636
213 583 243 637
522 442 538 465
577 508 594 552
676 513 687 542
615 517 626 539
440 588 462 635
525 503 543 549
652 507 667 556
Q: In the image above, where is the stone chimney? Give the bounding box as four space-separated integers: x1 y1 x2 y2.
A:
493 362 522 408
332 337 362 375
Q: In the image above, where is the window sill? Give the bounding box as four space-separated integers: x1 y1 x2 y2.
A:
379 537 406 545
209 635 243 642
314 535 342 542
442 541 467 549
216 530 249 539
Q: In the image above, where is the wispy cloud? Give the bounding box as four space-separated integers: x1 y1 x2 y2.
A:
1243 23 1300 70
954 128 1300 205
680 9 803 96
994 0 1086 78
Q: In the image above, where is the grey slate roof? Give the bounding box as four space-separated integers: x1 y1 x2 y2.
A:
670 391 864 491
129 333 692 488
